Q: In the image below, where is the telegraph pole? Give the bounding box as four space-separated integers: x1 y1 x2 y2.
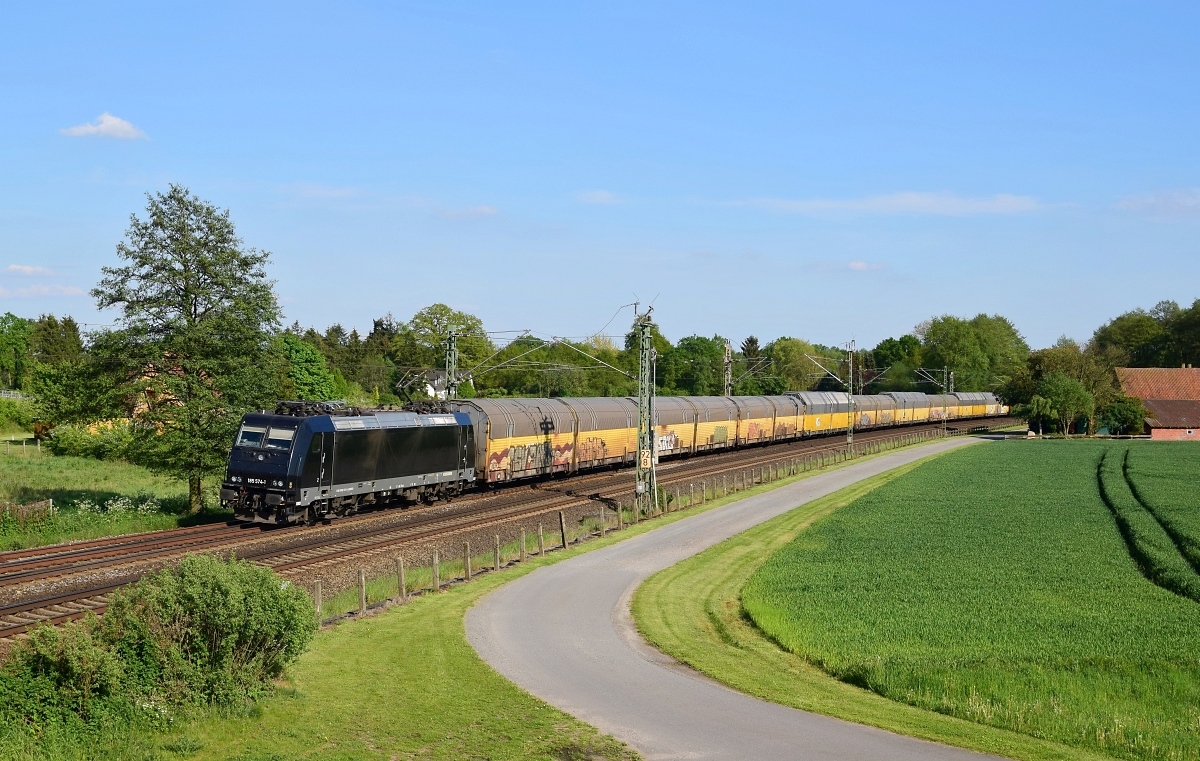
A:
723 339 733 396
634 306 658 517
445 330 459 400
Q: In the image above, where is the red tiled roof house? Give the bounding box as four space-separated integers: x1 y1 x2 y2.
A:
1116 367 1200 440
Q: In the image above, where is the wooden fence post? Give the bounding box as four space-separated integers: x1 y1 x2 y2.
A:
494 535 501 571
538 524 545 555
396 557 406 602
599 509 606 536
559 510 569 548
689 482 695 506
617 502 624 530
358 569 367 615
432 550 440 591
314 579 322 624
722 475 727 496
464 542 472 581
521 528 527 562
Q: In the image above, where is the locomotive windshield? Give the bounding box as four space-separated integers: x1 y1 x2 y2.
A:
264 428 295 451
234 424 296 451
235 425 267 448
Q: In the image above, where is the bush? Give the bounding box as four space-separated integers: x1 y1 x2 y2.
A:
0 555 316 747
0 397 34 432
102 554 317 706
44 419 134 460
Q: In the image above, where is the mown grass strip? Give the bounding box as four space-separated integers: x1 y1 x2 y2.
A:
634 451 1103 761
1097 446 1200 603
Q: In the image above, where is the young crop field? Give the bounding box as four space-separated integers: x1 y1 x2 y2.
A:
742 441 1200 761
1126 444 1200 572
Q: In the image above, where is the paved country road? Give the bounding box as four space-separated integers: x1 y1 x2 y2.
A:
466 437 1009 761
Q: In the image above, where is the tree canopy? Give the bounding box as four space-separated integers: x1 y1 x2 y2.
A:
91 185 281 511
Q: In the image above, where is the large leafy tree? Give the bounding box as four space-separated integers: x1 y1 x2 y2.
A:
660 335 725 395
1038 372 1094 437
968 314 1029 388
393 303 493 373
920 316 990 391
0 313 33 390
275 333 337 401
869 334 921 391
919 314 1028 392
92 185 281 512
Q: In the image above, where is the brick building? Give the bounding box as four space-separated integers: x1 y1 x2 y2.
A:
1116 367 1200 440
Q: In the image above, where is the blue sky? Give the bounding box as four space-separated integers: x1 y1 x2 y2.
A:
1 1 1197 349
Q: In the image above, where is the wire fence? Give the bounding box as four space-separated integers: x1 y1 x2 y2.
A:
311 422 1016 625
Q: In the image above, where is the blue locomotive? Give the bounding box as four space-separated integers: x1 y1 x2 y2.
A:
221 402 475 524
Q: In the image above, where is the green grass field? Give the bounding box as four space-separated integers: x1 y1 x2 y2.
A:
741 441 1200 761
1126 444 1200 572
0 450 226 550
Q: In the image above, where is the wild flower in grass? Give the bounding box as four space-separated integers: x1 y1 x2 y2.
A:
75 498 102 515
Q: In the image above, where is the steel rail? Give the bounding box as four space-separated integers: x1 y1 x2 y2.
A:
0 417 1019 640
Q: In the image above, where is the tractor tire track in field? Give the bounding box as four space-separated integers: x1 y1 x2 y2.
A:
1095 447 1200 604
1120 450 1200 575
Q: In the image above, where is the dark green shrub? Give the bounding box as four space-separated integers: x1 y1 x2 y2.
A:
0 555 316 749
101 553 317 706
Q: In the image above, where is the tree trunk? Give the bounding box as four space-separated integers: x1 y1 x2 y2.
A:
189 473 203 513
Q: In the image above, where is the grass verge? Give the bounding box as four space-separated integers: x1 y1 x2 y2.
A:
0 450 225 550
634 448 1120 761
129 433 959 760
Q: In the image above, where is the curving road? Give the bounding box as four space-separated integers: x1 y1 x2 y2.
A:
466 437 1008 761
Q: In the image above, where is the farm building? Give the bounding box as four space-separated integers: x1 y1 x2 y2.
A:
1116 366 1200 440
1140 400 1200 440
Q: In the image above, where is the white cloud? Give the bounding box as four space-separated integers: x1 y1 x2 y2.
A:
0 284 84 298
744 191 1039 216
1118 189 1200 219
6 264 53 276
441 205 499 219
60 112 147 139
576 190 623 205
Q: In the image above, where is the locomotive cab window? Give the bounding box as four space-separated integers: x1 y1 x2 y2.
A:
265 428 296 451
235 425 267 448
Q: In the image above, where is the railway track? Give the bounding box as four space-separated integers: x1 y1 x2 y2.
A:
0 418 1019 640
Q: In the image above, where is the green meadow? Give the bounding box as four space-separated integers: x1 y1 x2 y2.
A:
742 441 1200 761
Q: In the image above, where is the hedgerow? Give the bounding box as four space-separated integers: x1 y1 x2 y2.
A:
0 554 316 754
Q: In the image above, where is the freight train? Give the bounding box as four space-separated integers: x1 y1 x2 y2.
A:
222 391 1006 524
